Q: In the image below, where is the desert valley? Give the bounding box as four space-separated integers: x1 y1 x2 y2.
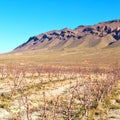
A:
0 20 120 120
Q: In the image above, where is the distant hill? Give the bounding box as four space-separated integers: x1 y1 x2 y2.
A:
13 20 120 52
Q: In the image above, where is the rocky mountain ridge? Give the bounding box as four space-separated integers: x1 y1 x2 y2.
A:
14 20 120 52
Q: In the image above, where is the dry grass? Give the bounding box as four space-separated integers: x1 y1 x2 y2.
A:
0 63 119 120
0 48 120 119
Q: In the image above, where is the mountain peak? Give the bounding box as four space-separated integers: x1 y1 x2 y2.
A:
13 19 120 52
104 19 120 24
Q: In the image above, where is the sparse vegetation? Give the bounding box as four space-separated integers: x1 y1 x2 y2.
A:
0 58 119 119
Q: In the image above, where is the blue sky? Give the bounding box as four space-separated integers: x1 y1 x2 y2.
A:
0 0 120 53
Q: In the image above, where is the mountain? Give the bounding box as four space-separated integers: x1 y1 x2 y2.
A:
14 20 120 52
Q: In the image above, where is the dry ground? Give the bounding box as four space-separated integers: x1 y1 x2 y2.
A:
0 48 119 119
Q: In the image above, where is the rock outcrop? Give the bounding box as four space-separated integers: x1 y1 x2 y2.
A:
14 20 120 52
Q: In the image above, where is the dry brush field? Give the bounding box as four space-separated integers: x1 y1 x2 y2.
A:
0 62 119 120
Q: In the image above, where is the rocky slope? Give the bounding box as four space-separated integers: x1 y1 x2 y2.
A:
14 20 120 52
